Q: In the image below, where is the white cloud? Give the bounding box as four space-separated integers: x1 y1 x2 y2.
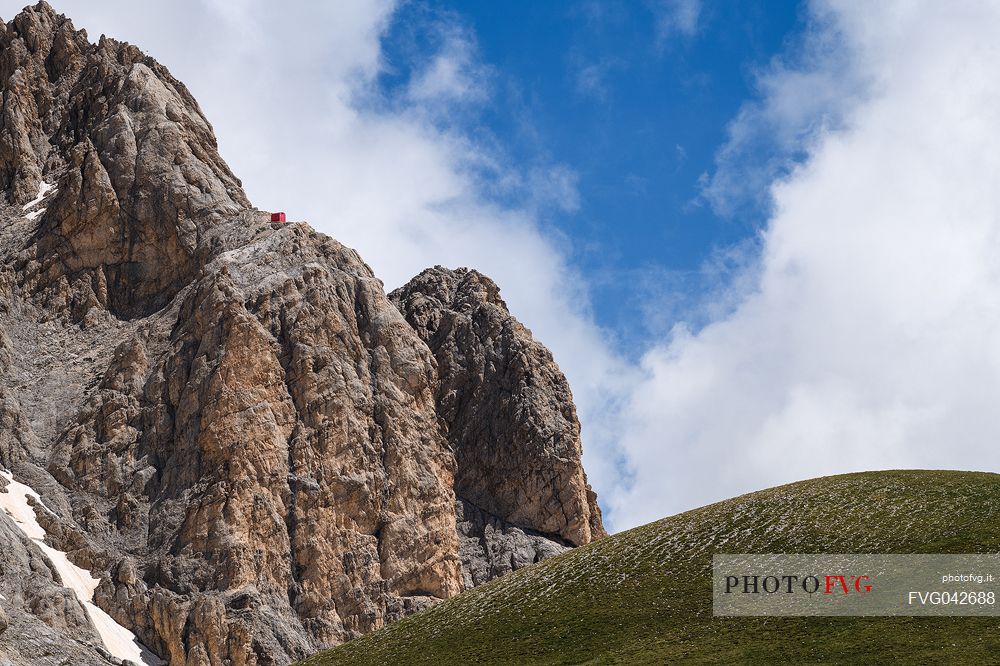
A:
609 0 1000 528
12 1 633 525
576 62 605 99
575 60 615 101
699 3 866 217
651 0 701 42
404 23 487 106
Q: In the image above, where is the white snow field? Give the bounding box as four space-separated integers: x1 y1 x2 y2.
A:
21 181 53 211
0 469 163 665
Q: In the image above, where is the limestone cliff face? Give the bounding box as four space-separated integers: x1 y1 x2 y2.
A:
0 1 247 321
0 3 604 665
390 268 605 587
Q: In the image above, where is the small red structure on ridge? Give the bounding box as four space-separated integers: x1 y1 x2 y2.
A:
271 212 286 223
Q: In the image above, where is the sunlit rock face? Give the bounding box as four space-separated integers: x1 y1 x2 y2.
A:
391 267 606 588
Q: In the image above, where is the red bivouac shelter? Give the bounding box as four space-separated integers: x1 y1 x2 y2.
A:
271 212 286 223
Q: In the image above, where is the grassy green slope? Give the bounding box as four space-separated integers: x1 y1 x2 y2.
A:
300 471 1000 665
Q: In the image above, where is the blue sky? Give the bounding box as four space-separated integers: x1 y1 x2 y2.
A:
379 0 804 344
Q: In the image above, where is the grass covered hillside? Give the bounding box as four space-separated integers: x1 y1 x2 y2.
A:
300 471 1000 665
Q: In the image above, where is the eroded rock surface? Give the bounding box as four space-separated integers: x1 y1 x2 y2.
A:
390 267 605 586
0 3 604 665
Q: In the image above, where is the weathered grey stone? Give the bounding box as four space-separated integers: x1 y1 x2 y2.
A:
456 499 571 588
391 266 605 585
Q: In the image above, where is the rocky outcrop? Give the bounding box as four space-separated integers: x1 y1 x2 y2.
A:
46 225 465 664
0 499 108 666
390 267 605 585
0 0 247 321
455 499 570 589
0 3 604 665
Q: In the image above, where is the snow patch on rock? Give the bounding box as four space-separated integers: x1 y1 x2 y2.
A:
0 469 163 665
22 181 54 211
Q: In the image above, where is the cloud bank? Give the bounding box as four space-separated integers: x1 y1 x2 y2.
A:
609 0 1000 527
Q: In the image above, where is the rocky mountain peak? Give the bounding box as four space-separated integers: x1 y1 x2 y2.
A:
0 5 604 665
1 1 248 318
403 266 506 311
392 266 605 582
1 1 243 205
